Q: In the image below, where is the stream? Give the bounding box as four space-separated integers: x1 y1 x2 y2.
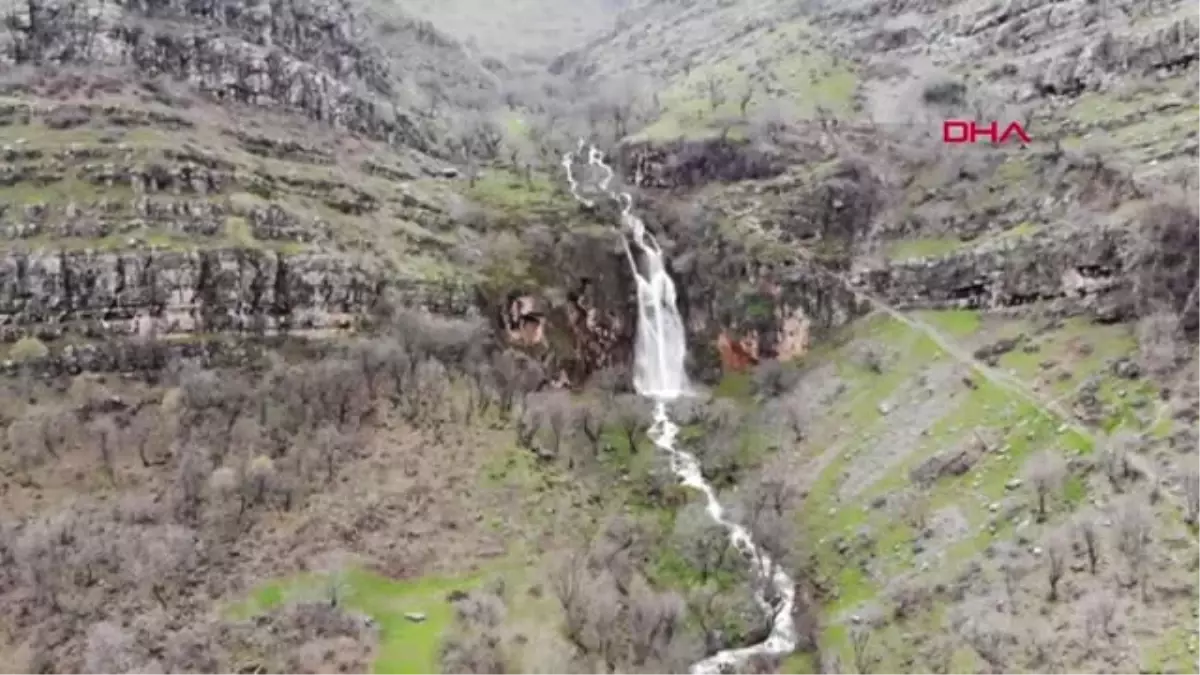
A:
561 142 797 674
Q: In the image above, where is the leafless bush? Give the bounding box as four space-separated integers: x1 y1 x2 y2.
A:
751 359 799 398
1113 493 1153 598
1073 508 1102 574
83 621 140 674
1024 449 1066 521
1083 590 1118 641
519 391 576 462
896 489 931 535
6 406 60 470
576 398 608 457
671 502 736 585
952 598 1015 674
492 349 546 415
441 590 510 674
689 398 750 487
732 463 806 620
849 625 879 673
920 634 956 674
992 541 1031 613
610 394 649 455
406 358 451 429
1097 431 1140 492
885 574 933 621
1044 529 1069 602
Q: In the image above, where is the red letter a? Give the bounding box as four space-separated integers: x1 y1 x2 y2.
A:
999 122 1031 144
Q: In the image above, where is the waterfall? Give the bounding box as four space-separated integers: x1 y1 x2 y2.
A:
561 141 797 674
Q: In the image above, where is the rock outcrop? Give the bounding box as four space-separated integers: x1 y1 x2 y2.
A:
851 226 1129 315
0 0 444 152
621 136 787 189
0 249 396 342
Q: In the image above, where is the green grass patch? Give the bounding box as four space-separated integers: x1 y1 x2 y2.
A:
466 168 569 215
0 122 169 148
231 567 489 674
712 371 754 402
886 237 964 260
1140 622 1198 674
630 20 857 142
0 178 135 206
789 308 1124 666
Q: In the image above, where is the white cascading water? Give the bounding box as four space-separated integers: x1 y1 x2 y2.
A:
561 141 797 674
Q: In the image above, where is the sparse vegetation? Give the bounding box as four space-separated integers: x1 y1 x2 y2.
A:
0 0 1196 673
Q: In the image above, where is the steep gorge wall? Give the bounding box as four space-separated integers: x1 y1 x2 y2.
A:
1 0 436 152
851 226 1130 316
0 249 449 342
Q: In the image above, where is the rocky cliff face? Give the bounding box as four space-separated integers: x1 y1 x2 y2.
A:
851 225 1129 315
620 136 787 189
0 0 476 154
0 250 387 340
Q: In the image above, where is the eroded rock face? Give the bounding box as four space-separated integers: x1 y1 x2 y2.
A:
621 137 787 189
0 249 399 343
0 0 432 150
564 278 628 381
850 225 1129 314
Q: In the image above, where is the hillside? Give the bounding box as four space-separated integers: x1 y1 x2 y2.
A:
0 0 1196 673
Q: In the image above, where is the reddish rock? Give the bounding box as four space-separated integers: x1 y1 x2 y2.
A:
717 330 759 373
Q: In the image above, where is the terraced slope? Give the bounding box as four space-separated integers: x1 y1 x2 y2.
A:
0 0 575 370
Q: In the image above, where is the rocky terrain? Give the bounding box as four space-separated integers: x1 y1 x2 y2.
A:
0 0 1195 673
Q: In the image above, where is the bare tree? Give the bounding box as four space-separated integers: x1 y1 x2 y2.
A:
172 442 211 525
1113 493 1153 599
83 621 141 673
1024 449 1066 521
953 599 1013 674
671 502 734 584
1073 508 1102 574
921 634 956 674
90 417 118 483
705 73 725 112
492 350 545 417
520 391 577 463
611 394 648 455
126 406 172 468
1083 590 1118 642
739 82 756 117
1098 431 1139 492
1044 529 1069 602
441 590 509 674
850 625 878 673
690 399 748 487
312 425 352 486
992 541 1029 613
576 398 608 457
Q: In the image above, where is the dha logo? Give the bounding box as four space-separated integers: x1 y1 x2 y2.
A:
943 120 1031 146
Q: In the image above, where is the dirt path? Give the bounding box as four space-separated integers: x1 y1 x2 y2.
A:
790 252 1193 512
797 254 1099 439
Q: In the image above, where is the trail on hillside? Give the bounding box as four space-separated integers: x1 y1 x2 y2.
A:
561 141 798 674
793 248 1102 442
801 249 1191 507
